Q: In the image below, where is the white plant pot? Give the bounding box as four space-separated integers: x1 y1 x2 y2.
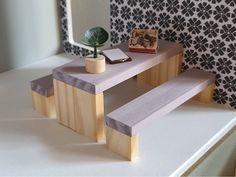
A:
85 55 106 74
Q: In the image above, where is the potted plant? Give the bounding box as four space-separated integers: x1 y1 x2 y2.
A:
81 27 109 74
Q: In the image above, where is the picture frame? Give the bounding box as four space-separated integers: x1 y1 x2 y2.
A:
129 29 159 54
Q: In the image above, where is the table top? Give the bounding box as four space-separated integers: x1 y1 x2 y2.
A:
53 40 183 94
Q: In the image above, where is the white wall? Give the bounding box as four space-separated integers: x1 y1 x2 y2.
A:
0 0 110 72
0 0 61 73
71 0 110 47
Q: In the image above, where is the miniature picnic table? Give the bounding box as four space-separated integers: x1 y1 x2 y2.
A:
53 40 183 142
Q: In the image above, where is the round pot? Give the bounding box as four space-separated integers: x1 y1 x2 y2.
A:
85 55 106 74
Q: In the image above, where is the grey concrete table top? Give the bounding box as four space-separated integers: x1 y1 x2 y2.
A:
53 40 183 94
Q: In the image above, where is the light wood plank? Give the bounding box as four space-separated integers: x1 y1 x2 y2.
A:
177 52 183 73
53 79 62 122
167 55 177 80
74 84 105 141
31 91 56 118
106 127 139 161
159 57 169 84
137 64 160 87
194 84 215 103
53 79 70 127
137 52 183 86
53 79 105 142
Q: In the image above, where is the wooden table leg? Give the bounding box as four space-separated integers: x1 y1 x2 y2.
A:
31 91 56 118
53 79 105 142
106 127 139 161
194 84 215 103
137 52 183 86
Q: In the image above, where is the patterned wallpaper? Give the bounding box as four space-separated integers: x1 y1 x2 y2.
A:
110 0 236 109
60 0 236 109
60 0 91 56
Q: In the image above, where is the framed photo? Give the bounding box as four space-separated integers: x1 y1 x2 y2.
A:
129 29 159 54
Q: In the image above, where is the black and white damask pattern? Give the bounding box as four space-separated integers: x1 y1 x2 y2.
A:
110 0 236 109
60 0 91 56
60 0 236 109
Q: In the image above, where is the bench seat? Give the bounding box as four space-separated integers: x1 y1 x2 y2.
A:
106 69 215 161
31 74 55 118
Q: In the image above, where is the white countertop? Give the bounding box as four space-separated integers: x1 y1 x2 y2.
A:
0 54 235 176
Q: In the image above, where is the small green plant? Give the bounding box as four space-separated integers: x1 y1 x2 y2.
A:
81 27 109 58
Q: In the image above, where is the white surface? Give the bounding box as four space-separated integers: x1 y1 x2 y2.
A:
0 54 235 176
103 48 129 61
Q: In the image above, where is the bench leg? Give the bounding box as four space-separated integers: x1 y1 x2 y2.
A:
53 79 105 142
194 84 215 103
137 52 183 86
32 91 56 118
106 127 139 161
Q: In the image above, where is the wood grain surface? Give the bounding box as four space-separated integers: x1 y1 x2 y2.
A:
137 52 183 86
31 91 56 118
106 127 139 161
54 79 105 142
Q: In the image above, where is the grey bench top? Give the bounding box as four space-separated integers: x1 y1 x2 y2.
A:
31 74 54 97
106 69 215 137
53 40 183 94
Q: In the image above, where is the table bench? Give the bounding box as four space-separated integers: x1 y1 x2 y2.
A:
53 40 183 141
106 69 215 161
31 74 55 118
